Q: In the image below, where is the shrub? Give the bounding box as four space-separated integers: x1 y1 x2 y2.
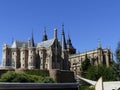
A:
0 71 34 82
42 76 55 83
0 71 55 83
24 70 48 77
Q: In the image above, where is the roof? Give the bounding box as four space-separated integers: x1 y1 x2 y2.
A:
37 38 55 48
11 41 28 48
11 38 55 48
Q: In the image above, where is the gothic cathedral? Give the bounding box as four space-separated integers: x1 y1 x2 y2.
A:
1 25 113 75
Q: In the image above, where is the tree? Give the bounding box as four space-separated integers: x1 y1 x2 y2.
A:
85 65 115 81
115 41 120 63
85 66 98 81
113 41 120 81
81 54 91 72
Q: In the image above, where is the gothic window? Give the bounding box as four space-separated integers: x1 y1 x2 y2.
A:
31 57 32 59
7 59 11 66
13 52 14 55
31 51 32 53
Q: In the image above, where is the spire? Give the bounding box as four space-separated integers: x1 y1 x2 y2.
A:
98 39 102 49
54 28 57 39
61 24 67 51
67 34 73 48
66 33 76 54
62 24 65 35
42 27 48 41
31 30 35 47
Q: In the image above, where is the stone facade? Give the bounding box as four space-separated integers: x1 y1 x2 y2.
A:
2 29 69 70
69 46 113 75
1 25 113 75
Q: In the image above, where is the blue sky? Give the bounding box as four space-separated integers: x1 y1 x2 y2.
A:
0 0 120 63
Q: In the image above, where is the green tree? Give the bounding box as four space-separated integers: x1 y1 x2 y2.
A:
113 41 120 81
81 54 91 72
85 65 114 81
98 65 114 81
85 66 98 81
116 41 120 63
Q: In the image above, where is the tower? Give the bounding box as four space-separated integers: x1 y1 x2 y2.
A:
2 44 12 67
97 40 103 65
60 24 70 70
61 24 67 51
20 43 28 69
28 46 36 69
28 32 36 69
42 27 48 41
66 34 76 54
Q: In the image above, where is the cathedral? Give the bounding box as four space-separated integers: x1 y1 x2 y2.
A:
1 25 113 74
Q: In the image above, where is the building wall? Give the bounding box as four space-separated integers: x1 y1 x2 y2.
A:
69 48 113 75
2 39 66 71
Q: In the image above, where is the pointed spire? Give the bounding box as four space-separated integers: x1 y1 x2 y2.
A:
67 34 73 48
31 29 35 47
62 24 64 34
61 24 67 51
66 33 76 54
42 27 48 41
54 28 57 39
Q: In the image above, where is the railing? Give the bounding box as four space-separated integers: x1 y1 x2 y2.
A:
0 83 79 90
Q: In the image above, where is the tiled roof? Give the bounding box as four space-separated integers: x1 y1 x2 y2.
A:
37 38 55 48
11 38 55 48
11 40 28 48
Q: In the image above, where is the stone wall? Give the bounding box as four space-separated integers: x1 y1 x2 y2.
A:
49 69 76 83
